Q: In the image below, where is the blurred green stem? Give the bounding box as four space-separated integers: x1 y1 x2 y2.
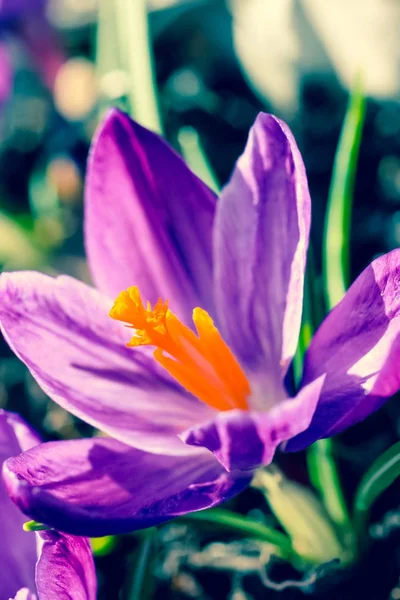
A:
353 440 400 543
115 0 163 133
128 528 157 600
96 0 121 82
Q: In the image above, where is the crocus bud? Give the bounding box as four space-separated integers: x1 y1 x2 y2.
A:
252 467 348 565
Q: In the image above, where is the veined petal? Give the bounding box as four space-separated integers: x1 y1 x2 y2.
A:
35 532 96 600
85 108 217 325
0 272 214 456
0 411 38 600
3 438 251 537
287 250 400 452
214 113 311 400
182 377 324 472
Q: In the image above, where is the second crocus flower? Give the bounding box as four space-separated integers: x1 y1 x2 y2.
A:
0 410 97 600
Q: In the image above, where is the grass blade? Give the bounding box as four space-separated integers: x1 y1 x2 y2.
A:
353 441 400 537
323 77 366 310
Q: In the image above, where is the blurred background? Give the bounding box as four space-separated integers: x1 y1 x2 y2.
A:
1 0 400 598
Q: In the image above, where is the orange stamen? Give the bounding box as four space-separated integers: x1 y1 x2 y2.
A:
109 286 250 412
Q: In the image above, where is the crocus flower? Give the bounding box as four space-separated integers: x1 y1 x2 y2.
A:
1 109 400 537
0 410 96 599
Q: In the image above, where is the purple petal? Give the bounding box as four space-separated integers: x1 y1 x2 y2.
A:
0 271 214 455
0 411 39 599
35 532 96 600
85 108 217 324
182 377 324 471
214 114 311 399
3 437 250 537
287 250 400 452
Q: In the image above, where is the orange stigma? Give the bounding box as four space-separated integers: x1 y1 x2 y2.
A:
109 286 250 412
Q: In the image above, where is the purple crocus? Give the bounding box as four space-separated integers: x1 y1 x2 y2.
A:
1 109 400 536
0 410 96 599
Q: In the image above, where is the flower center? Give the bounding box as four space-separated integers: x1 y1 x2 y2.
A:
109 286 250 412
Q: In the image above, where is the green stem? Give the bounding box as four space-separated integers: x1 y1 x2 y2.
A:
96 0 121 82
96 0 125 116
115 0 163 133
180 508 295 559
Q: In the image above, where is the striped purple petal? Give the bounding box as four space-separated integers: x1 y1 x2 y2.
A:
0 271 214 456
85 109 217 325
213 113 311 401
287 249 400 451
4 437 250 537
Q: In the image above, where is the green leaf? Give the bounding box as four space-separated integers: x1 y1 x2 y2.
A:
353 441 400 536
323 76 366 311
292 259 314 385
293 245 324 386
307 439 351 534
